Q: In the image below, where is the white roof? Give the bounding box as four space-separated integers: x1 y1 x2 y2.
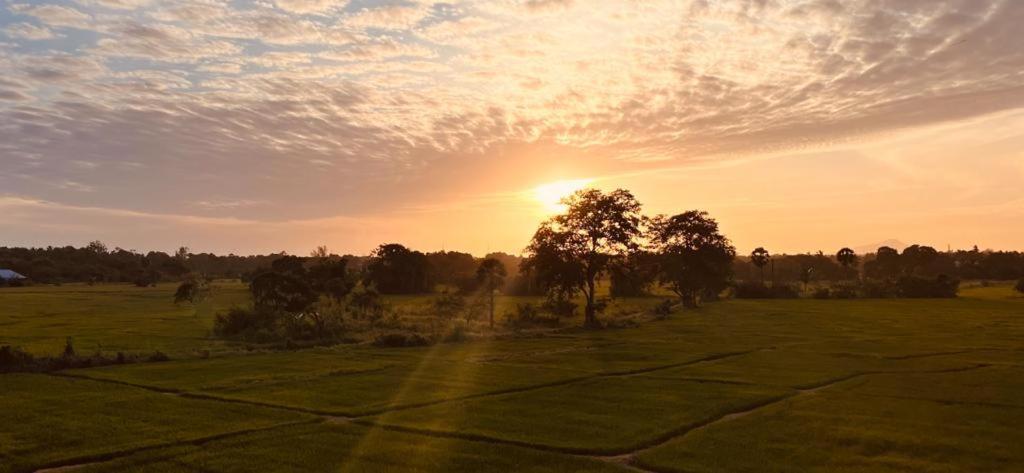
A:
0 269 26 280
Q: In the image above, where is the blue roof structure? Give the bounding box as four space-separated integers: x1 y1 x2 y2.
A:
0 269 26 280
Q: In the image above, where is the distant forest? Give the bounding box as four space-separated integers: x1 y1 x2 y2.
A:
2 241 1023 289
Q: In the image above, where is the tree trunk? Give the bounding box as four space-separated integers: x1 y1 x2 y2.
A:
682 291 698 308
584 278 597 328
489 288 495 329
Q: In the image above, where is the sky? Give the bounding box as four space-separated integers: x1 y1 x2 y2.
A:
1 0 1022 256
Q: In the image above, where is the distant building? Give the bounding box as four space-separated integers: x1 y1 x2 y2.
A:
0 269 27 281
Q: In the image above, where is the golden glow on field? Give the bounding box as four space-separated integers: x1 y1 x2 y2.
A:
532 179 593 214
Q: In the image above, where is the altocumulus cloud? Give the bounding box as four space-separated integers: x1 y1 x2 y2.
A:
0 0 1023 238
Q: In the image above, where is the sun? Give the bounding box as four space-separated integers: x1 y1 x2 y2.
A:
532 178 593 214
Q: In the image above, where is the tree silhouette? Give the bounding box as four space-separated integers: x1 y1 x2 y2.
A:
174 273 212 317
364 243 432 294
476 258 507 328
836 247 858 279
650 211 735 307
523 189 643 327
310 245 329 259
750 247 771 284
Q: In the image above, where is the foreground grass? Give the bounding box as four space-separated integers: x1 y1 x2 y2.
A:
635 370 1024 472
0 374 307 473
71 422 629 473
372 376 791 453
1 283 1022 471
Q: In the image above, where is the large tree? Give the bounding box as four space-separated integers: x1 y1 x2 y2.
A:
650 211 736 307
523 189 643 327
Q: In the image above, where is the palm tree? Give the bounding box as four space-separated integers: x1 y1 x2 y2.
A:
750 247 771 284
475 258 507 328
836 247 858 279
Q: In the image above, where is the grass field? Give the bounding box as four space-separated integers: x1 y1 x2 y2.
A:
0 281 665 357
2 284 1023 472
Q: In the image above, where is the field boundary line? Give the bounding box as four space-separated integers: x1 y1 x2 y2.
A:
29 419 320 473
47 349 763 420
625 363 993 472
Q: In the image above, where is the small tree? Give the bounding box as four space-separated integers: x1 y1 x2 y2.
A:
347 283 384 320
799 266 814 291
174 274 212 316
750 247 771 284
475 258 507 328
836 248 858 279
432 291 467 322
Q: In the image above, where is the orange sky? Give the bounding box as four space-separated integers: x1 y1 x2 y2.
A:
2 1 1023 255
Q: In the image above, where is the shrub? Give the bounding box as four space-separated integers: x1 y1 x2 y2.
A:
0 345 36 372
652 299 674 317
896 275 959 298
812 287 831 299
1015 278 1024 295
860 279 898 298
372 332 431 348
829 283 859 299
442 323 470 343
505 303 560 328
148 351 170 362
431 291 467 321
541 292 577 318
213 307 281 340
734 282 800 299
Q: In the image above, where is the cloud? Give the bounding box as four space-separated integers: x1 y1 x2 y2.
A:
273 0 345 15
1 0 1023 253
76 0 153 10
344 3 431 30
9 4 93 29
3 23 61 40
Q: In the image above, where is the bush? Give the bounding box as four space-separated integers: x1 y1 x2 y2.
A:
896 275 959 298
812 287 831 299
0 344 168 373
213 307 281 340
541 292 577 318
652 299 674 317
860 279 898 298
0 345 36 372
505 303 560 328
442 323 470 343
372 332 431 348
1015 278 1024 295
734 282 800 299
829 283 859 299
148 351 170 362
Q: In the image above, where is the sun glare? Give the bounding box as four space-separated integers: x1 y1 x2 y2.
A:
532 179 593 214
